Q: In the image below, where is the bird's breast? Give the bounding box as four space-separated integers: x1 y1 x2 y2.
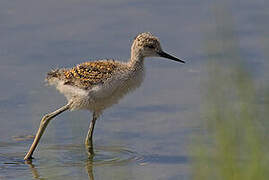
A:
89 67 145 111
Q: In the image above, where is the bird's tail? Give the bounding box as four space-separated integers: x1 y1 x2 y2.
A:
46 69 65 85
46 69 61 79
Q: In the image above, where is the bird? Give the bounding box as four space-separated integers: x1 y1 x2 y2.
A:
24 32 185 160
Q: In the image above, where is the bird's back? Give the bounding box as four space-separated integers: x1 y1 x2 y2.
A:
47 60 124 89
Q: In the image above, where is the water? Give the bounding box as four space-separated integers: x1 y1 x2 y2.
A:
0 0 268 179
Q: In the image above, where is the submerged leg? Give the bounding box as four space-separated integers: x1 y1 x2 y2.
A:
24 103 71 160
85 112 99 155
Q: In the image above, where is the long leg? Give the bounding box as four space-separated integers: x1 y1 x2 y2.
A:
85 112 98 155
24 103 71 160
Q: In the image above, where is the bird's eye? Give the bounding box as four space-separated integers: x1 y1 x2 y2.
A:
145 44 155 49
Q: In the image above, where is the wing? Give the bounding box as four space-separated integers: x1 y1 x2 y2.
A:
62 60 120 89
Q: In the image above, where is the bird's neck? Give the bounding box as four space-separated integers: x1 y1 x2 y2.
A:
129 49 144 68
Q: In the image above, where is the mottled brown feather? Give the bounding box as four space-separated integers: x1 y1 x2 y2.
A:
47 60 122 89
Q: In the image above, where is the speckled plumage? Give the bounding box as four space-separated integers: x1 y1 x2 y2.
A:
47 60 123 89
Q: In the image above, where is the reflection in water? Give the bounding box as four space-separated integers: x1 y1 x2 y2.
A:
24 145 137 180
85 156 94 180
26 157 95 180
24 145 188 180
25 161 41 179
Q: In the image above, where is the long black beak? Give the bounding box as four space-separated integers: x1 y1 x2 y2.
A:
157 51 185 63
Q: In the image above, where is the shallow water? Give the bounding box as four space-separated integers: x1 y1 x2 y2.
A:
0 0 268 179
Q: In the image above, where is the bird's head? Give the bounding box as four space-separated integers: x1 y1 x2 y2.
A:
131 32 185 63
